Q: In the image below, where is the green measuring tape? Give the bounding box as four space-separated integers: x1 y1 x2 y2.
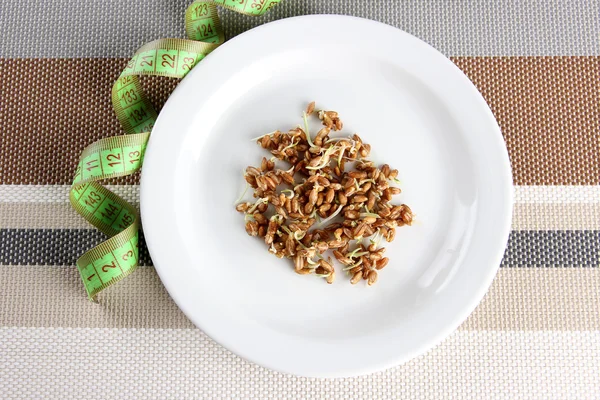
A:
71 0 282 301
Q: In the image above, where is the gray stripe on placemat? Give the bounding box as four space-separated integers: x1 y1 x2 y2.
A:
504 231 600 266
1 229 598 267
0 0 598 57
0 229 152 266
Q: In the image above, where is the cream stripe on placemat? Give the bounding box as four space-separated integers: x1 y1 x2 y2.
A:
3 200 600 231
3 185 599 203
1 328 598 399
1 266 598 331
3 186 599 230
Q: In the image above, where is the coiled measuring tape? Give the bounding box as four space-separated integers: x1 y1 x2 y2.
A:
71 0 282 301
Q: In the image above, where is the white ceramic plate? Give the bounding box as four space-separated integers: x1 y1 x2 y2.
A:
141 15 512 377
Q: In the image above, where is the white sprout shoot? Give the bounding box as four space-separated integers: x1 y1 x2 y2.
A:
315 204 344 227
280 189 295 199
280 140 298 153
347 247 369 259
343 259 363 271
306 145 337 170
268 243 277 254
270 214 284 223
325 137 350 144
234 181 250 205
369 229 384 248
302 112 316 148
246 198 268 214
293 230 306 241
293 230 310 250
315 273 331 278
250 130 280 142
337 144 346 167
348 142 357 155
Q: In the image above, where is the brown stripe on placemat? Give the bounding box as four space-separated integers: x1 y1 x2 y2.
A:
1 266 598 330
453 57 600 185
0 57 598 185
0 58 178 185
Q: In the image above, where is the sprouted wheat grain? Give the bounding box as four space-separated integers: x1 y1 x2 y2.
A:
235 102 413 285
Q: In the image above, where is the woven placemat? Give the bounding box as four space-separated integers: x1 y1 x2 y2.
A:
1 1 598 398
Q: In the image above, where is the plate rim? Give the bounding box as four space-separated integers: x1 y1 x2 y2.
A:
140 14 513 377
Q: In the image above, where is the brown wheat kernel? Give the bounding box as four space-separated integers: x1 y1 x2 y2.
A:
297 268 313 275
367 270 378 286
257 225 266 237
385 228 396 242
245 221 259 236
381 164 390 178
370 252 383 261
236 202 250 212
326 270 335 284
328 239 346 249
350 271 362 284
253 213 267 225
376 257 389 270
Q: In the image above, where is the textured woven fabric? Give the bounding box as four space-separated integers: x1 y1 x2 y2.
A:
1 0 599 57
0 0 599 399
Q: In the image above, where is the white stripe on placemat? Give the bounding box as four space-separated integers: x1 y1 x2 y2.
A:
0 328 598 399
0 185 140 203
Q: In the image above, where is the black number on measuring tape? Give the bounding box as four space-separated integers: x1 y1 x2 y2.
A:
129 108 148 123
193 3 209 17
84 191 102 207
117 214 134 230
100 203 119 220
120 89 138 105
197 23 214 37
